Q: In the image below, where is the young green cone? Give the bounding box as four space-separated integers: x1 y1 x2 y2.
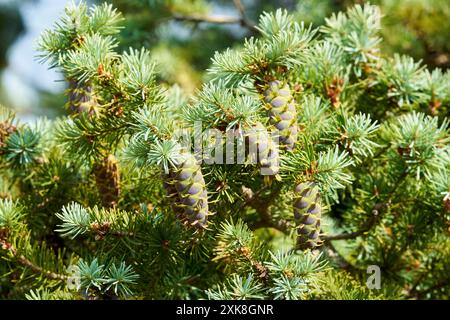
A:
168 153 209 229
246 123 280 176
263 80 299 150
67 80 96 115
293 181 322 250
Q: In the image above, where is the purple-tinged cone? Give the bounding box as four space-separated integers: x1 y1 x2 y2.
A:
162 172 184 216
293 181 322 250
164 153 209 229
67 80 96 115
245 123 280 176
263 80 299 150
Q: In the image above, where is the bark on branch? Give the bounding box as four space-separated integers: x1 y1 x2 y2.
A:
0 237 67 281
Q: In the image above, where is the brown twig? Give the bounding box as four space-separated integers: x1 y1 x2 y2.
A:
0 237 67 281
90 221 134 241
172 1 257 32
233 0 246 17
323 207 381 241
251 214 291 233
173 13 243 25
245 184 292 233
233 0 254 29
322 241 362 274
324 169 409 242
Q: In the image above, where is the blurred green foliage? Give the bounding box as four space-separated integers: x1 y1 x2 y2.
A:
0 3 24 69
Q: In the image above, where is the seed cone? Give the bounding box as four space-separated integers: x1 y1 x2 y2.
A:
246 123 280 176
263 80 299 150
93 155 121 208
293 181 322 250
164 153 209 229
0 121 16 153
67 80 96 115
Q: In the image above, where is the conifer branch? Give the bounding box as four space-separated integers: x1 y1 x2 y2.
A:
244 185 291 233
323 208 380 241
410 277 450 299
0 237 67 281
172 0 256 31
1 1 449 300
322 241 361 274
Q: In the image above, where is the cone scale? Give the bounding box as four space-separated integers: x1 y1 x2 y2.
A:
263 80 299 150
67 80 96 115
163 153 209 229
293 181 322 250
246 123 280 176
162 171 184 217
